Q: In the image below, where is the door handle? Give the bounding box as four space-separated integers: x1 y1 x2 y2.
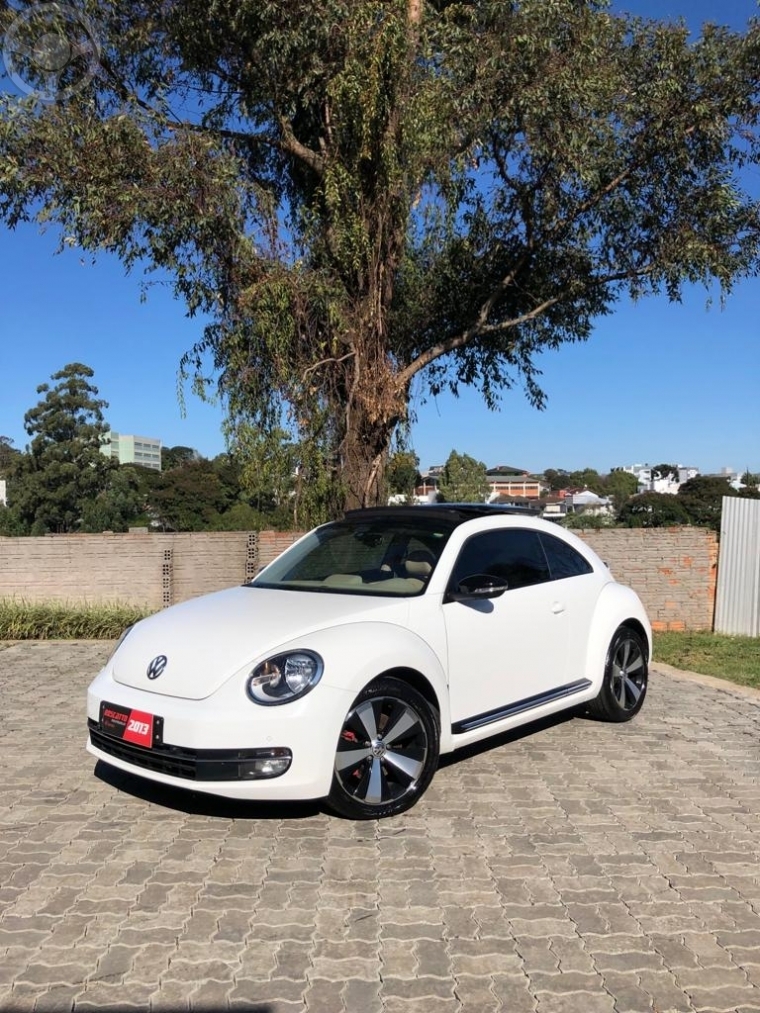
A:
551 602 565 614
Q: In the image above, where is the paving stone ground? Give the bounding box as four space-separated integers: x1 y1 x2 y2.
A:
1 641 760 1013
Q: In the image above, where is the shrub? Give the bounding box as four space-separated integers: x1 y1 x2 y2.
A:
0 599 154 640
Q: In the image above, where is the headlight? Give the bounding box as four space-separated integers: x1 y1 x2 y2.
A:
107 624 134 664
246 650 324 706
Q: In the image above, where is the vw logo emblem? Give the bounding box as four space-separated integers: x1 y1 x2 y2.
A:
147 655 168 680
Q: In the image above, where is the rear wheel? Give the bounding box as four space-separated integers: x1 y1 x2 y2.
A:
587 626 648 722
327 677 439 819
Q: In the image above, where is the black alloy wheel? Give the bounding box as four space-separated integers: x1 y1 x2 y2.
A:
328 676 439 819
588 626 649 722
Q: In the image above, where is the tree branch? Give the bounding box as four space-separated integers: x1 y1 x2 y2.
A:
302 351 356 382
398 263 656 385
278 116 325 176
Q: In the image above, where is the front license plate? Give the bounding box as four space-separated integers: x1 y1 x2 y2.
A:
100 701 160 749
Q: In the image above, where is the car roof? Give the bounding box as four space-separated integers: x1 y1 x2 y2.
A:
343 503 542 526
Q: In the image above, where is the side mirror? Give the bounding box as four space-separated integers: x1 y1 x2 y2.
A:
446 573 509 602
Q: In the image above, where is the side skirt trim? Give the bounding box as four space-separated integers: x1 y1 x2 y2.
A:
452 678 593 735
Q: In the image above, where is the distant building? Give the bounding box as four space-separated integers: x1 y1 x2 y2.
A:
570 488 614 517
101 432 162 471
710 467 746 491
0 479 6 507
541 495 568 520
621 463 699 495
486 466 548 500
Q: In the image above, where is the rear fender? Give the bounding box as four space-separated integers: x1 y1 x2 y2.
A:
583 584 652 693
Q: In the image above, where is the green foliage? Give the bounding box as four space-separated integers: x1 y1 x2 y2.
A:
0 504 26 536
4 363 116 533
651 463 679 482
544 466 637 510
206 501 280 532
740 471 760 490
161 445 198 471
618 492 691 528
676 475 736 530
0 435 19 476
654 631 760 690
566 469 606 495
78 465 145 533
0 599 154 640
386 450 421 501
145 458 234 531
543 469 570 492
229 424 335 529
2 3 760 508
438 450 490 504
563 512 612 530
604 469 639 510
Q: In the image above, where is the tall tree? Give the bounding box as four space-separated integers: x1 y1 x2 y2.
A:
386 450 421 502
677 475 739 531
145 457 235 530
2 3 760 511
604 469 639 511
0 435 19 476
618 492 691 528
438 450 490 503
6 363 115 533
79 464 145 532
543 469 571 492
651 463 679 483
567 468 605 494
161 445 198 471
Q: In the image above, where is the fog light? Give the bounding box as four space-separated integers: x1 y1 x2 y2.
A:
239 749 292 779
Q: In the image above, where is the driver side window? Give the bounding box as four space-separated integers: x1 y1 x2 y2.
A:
448 529 551 592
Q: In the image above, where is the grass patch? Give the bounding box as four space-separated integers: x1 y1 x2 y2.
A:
654 631 760 690
0 599 155 640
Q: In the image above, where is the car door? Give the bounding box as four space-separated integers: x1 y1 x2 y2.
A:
444 528 570 731
538 531 602 681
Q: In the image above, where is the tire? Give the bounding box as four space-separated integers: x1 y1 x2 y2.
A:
587 626 648 723
327 677 439 820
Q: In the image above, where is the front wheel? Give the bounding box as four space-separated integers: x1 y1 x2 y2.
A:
587 626 648 722
327 677 439 819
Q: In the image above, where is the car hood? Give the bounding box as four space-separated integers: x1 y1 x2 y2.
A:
112 585 412 700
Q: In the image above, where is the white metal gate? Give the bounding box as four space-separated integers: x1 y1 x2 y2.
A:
715 497 760 637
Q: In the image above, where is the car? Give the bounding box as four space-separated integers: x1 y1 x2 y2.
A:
86 505 651 819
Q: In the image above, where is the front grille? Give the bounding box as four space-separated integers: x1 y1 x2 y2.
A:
88 720 279 781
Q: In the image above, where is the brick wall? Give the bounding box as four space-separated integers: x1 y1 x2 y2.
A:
257 530 305 570
577 527 718 632
0 532 257 608
0 526 718 630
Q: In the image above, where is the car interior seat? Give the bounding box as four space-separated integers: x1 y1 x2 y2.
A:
403 549 436 582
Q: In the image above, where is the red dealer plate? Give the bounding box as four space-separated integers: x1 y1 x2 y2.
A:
100 702 155 749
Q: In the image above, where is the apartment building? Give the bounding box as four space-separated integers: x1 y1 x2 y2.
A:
101 432 162 471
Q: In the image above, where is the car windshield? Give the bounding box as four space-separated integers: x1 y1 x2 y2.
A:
250 515 456 596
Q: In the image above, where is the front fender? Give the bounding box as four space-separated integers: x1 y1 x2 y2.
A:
287 621 453 752
583 583 653 692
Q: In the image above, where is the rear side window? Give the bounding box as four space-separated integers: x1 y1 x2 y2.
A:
449 529 551 591
539 533 594 580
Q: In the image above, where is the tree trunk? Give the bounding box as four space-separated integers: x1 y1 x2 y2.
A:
340 408 397 512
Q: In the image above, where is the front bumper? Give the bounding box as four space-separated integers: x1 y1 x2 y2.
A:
86 664 352 801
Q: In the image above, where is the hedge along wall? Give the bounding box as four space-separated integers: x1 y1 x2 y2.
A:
0 526 718 629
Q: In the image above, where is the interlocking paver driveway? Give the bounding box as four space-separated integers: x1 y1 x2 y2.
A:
1 642 760 1013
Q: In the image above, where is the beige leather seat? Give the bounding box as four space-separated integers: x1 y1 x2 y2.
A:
403 549 436 582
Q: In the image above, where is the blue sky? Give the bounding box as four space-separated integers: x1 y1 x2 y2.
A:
1 0 758 477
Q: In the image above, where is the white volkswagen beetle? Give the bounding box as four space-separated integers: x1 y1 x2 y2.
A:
87 505 651 819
